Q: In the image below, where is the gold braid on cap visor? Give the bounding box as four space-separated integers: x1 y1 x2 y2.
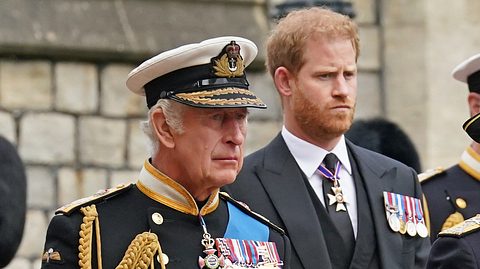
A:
175 87 264 106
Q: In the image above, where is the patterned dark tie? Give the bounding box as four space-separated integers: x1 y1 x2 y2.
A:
320 153 355 256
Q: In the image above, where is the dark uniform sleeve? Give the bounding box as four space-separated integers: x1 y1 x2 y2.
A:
41 214 81 268
426 237 477 269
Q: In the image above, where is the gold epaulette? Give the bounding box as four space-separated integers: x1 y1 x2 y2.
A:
418 167 445 183
439 214 480 238
219 192 285 235
56 183 133 215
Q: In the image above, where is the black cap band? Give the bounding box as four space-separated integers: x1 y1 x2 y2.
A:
144 63 248 109
468 70 480 93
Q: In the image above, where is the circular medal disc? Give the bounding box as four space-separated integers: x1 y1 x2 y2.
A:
399 219 407 234
204 254 220 269
336 193 344 203
406 221 417 237
388 214 400 232
416 222 428 238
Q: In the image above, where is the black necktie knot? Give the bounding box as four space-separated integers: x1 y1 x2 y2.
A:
323 153 338 173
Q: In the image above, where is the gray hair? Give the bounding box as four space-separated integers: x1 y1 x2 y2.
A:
141 99 185 156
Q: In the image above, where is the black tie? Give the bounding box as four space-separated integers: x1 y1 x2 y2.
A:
321 153 355 259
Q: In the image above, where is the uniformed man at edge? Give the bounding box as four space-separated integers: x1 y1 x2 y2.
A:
421 53 480 242
40 36 290 269
426 112 480 268
0 135 26 268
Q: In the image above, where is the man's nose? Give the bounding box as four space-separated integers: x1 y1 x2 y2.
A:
332 76 350 96
224 119 246 145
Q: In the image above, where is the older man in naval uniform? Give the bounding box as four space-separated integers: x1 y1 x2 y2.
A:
40 36 290 269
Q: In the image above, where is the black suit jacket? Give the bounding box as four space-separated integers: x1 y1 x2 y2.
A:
225 134 430 269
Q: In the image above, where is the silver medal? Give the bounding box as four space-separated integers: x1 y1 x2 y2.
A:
416 222 428 238
388 214 401 232
406 220 417 237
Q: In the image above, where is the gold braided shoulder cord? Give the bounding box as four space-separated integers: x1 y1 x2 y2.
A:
78 204 103 269
115 232 166 269
441 211 465 231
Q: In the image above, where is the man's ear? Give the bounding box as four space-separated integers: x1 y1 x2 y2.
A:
151 108 175 148
468 92 480 116
274 66 295 97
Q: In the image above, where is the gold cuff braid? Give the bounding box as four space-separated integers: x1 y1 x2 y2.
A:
78 205 103 269
115 232 166 269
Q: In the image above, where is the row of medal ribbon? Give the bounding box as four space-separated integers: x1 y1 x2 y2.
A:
383 192 428 238
214 238 283 268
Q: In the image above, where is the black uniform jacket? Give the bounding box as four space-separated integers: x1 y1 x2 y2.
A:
224 134 430 269
427 214 480 269
41 160 290 269
421 147 480 242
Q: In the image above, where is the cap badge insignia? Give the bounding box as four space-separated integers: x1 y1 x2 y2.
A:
213 41 245 78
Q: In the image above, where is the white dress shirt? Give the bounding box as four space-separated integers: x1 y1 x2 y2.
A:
281 126 358 238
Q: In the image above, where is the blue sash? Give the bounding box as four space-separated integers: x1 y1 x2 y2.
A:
224 201 269 241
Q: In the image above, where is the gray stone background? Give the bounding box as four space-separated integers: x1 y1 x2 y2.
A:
0 0 479 268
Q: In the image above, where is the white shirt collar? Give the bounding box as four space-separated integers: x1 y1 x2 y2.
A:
459 146 480 180
281 126 352 178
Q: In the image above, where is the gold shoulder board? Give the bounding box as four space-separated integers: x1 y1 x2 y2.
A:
439 214 480 238
56 183 133 215
418 167 445 183
219 191 285 235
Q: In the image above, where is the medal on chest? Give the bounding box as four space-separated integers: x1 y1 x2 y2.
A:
414 198 428 238
318 161 347 212
198 215 225 269
383 191 428 238
197 215 284 268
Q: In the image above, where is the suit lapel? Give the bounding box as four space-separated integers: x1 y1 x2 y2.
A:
348 151 377 269
347 141 403 269
256 135 332 269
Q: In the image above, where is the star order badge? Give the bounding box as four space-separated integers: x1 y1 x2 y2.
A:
198 215 225 269
317 158 347 212
327 185 347 211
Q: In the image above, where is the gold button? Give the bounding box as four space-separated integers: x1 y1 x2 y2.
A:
152 212 164 225
157 253 169 265
456 198 467 209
